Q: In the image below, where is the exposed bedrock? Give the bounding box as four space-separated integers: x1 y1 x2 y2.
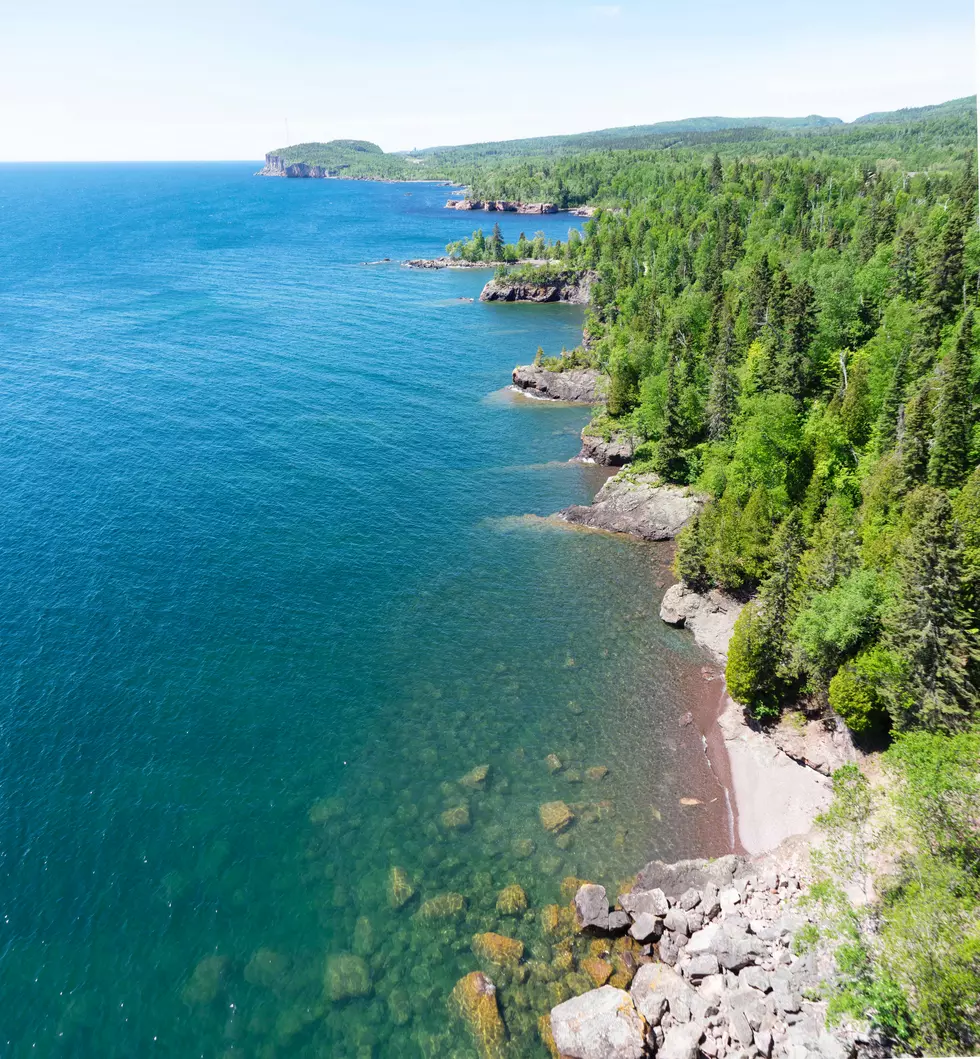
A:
558 474 703 541
511 365 604 403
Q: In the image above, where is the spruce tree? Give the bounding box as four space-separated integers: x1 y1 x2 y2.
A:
749 254 773 338
707 311 736 440
929 310 975 489
709 153 723 191
488 222 504 261
777 281 817 400
922 207 967 330
874 346 908 453
881 489 980 731
654 349 684 480
900 381 933 488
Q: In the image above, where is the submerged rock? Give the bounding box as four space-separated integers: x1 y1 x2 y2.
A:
243 948 289 991
559 473 702 541
545 753 564 774
387 866 415 909
441 804 471 830
451 971 508 1059
496 883 528 915
181 954 228 1006
539 801 575 833
585 765 609 782
550 986 646 1059
308 796 344 825
459 764 491 789
581 957 614 987
417 892 467 920
472 931 525 966
324 953 371 1002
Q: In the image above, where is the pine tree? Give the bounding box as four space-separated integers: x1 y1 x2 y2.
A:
881 489 980 731
929 310 975 488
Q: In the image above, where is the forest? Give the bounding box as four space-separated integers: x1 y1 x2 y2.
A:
450 99 980 1053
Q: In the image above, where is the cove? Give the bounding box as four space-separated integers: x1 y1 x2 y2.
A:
0 164 729 1058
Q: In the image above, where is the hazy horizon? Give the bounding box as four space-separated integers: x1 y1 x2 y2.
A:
1 0 975 162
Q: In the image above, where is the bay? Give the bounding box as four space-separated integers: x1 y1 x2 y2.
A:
0 164 727 1057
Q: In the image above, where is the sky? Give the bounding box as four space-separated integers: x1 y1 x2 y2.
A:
0 0 976 161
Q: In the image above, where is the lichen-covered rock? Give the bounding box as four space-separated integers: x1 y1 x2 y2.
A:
658 1022 703 1059
324 953 371 1002
181 954 228 1006
441 803 471 830
472 931 525 966
550 986 647 1059
387 865 415 909
559 473 703 541
451 971 508 1059
496 883 528 915
417 892 467 920
459 764 491 789
581 957 614 987
540 801 575 833
541 904 562 935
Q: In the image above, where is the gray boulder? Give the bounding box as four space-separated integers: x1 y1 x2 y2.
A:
550 986 646 1059
657 1022 703 1059
559 474 702 542
577 429 638 466
574 884 610 932
634 856 742 901
630 963 699 1026
628 912 662 942
658 585 743 664
619 887 669 918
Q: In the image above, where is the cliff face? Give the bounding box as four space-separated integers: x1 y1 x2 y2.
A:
257 154 340 178
480 270 598 305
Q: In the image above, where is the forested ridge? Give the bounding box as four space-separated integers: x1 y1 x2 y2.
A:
450 100 980 1052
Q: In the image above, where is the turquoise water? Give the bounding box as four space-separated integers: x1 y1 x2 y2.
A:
0 165 728 1058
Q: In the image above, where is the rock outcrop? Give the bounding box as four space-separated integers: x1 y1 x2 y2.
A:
445 199 559 213
550 986 647 1059
575 428 638 466
659 584 743 664
512 365 604 403
258 154 338 178
558 474 703 541
769 715 858 778
481 270 598 305
551 858 861 1059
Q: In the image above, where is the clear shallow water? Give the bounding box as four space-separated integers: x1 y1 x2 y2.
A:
0 165 728 1058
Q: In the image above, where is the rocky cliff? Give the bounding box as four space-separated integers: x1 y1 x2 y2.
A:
445 199 559 213
512 366 604 402
575 428 638 466
480 270 598 305
558 474 704 541
257 154 344 178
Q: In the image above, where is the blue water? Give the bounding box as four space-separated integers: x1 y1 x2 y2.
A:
0 164 728 1058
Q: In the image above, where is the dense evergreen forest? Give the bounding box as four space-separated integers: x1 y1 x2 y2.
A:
451 100 980 1053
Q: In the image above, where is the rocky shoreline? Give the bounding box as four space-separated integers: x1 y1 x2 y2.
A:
512 365 604 403
481 270 598 305
404 256 560 270
444 199 596 217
